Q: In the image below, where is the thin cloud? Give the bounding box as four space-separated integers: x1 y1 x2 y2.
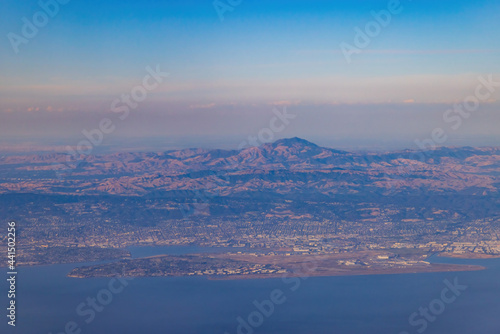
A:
189 103 216 110
297 49 499 55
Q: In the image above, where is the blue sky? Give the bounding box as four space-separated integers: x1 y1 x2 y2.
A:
0 0 499 148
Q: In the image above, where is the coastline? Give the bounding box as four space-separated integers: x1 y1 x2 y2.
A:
438 253 500 259
67 262 485 280
208 263 485 280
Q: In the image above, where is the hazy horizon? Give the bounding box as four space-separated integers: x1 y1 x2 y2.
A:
1 0 499 150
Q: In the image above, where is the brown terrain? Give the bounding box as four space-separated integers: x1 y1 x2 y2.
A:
1 138 499 271
0 137 499 197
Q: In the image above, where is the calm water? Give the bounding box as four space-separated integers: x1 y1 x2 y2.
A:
1 247 499 334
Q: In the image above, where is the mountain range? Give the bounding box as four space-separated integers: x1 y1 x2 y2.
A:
0 137 499 197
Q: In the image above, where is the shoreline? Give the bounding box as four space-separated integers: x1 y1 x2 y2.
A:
68 263 485 280
438 253 500 259
208 263 485 280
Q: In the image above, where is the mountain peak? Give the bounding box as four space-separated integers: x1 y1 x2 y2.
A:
272 137 318 148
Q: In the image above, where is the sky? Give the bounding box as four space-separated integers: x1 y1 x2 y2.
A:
0 0 499 150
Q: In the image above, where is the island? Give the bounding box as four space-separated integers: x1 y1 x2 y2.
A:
67 250 484 279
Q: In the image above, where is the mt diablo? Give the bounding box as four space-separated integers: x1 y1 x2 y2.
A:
2 138 500 266
0 137 499 197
